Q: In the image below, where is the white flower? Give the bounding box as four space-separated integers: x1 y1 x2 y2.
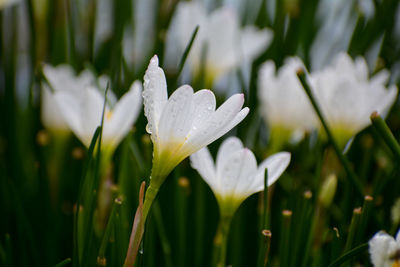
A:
164 1 272 85
310 52 398 145
41 65 98 132
257 57 318 145
190 137 290 216
143 55 249 187
0 0 20 9
43 65 142 151
369 230 400 267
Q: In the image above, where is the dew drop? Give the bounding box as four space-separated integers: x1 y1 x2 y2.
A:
145 124 152 134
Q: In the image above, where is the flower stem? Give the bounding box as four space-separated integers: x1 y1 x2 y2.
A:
212 216 232 267
296 69 364 198
124 183 159 267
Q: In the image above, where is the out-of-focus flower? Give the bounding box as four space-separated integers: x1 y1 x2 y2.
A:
41 65 96 132
164 1 272 86
258 57 318 150
0 0 20 9
318 174 337 207
311 52 398 146
369 230 400 267
190 136 290 217
143 55 249 189
43 64 142 152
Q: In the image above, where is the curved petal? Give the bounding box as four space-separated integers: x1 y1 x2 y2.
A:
369 231 397 267
190 147 216 190
240 26 273 62
104 81 142 148
158 85 194 145
231 148 258 199
250 152 291 193
143 55 168 139
184 93 247 153
41 85 70 131
191 89 216 131
216 136 243 178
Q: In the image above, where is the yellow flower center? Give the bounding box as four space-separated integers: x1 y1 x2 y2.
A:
105 110 113 120
393 260 400 267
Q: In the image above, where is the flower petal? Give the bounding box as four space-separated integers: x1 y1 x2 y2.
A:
103 80 142 148
143 55 168 139
184 93 247 153
190 147 216 190
216 136 243 179
191 89 216 131
158 85 194 145
240 26 273 62
250 152 291 193
369 231 397 267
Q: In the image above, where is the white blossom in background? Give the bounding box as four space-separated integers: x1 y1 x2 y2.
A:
369 230 400 267
0 0 20 9
143 55 249 187
190 136 290 216
164 1 272 86
41 65 97 132
43 65 142 152
257 57 318 148
310 52 398 145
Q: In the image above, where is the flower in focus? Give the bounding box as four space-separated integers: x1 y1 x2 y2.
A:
43 64 142 153
258 57 318 151
369 230 400 267
190 136 290 217
311 52 398 146
143 55 249 188
165 1 272 86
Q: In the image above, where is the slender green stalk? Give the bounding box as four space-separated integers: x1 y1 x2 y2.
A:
212 216 233 267
97 198 122 266
152 201 173 267
124 183 159 267
328 243 368 267
177 25 199 78
370 111 400 162
257 169 269 267
356 196 374 244
54 258 72 267
279 210 292 267
344 207 362 253
296 70 364 198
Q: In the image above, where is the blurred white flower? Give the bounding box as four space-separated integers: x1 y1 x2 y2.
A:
369 230 400 267
310 52 398 145
190 136 290 216
0 0 20 9
164 1 272 86
257 57 318 147
43 64 142 151
41 65 97 132
143 55 249 187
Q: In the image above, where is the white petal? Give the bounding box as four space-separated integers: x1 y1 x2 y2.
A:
216 136 243 179
103 81 142 148
240 26 273 62
191 89 216 131
190 147 216 190
158 85 194 145
184 94 247 152
41 85 70 131
43 64 77 92
250 152 291 193
369 231 397 267
231 148 259 199
143 55 168 139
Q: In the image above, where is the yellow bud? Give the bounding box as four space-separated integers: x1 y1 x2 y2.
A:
319 174 338 207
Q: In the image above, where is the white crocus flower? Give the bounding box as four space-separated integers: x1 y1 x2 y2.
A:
43 64 142 153
258 57 318 150
41 64 96 132
190 137 290 217
143 55 249 189
310 52 398 146
369 230 400 267
165 1 272 86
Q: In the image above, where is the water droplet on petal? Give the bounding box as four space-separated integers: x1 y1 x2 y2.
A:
145 124 152 134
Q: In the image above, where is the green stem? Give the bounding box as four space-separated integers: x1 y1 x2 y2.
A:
296 70 364 198
124 184 159 267
212 216 232 267
370 111 400 162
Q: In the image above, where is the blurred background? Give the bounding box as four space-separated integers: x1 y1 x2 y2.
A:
1 0 400 266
